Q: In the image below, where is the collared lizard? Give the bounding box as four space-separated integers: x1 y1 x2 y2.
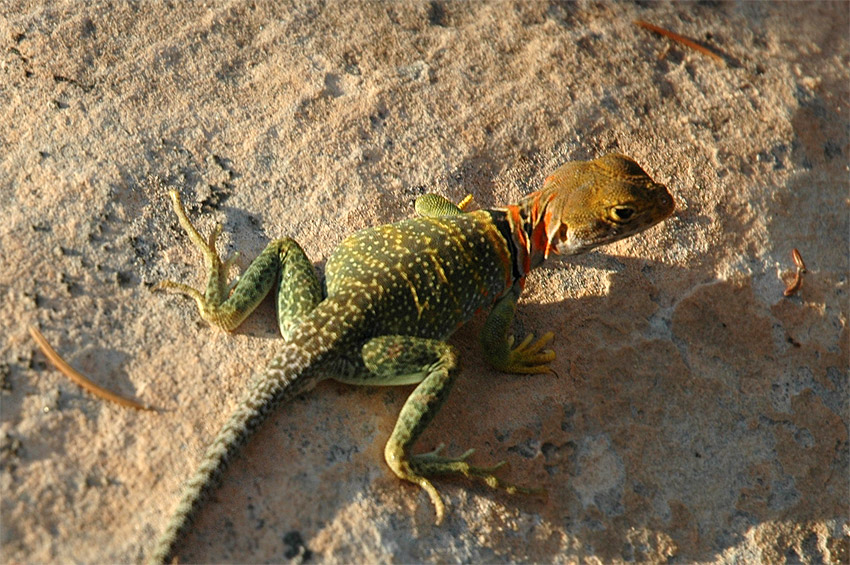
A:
149 153 674 563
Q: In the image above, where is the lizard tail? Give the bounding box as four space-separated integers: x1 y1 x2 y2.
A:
148 334 332 564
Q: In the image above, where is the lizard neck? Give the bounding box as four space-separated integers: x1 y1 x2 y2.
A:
488 196 551 283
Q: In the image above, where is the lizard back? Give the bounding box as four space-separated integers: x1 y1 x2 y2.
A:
323 210 515 342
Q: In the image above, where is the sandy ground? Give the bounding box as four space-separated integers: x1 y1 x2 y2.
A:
1 1 848 563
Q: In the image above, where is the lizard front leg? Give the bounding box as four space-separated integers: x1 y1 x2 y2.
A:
414 193 474 217
354 334 538 524
155 190 322 339
480 281 555 374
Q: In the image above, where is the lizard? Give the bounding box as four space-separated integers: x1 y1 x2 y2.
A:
149 153 674 563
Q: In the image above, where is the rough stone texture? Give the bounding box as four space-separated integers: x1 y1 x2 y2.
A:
1 1 847 563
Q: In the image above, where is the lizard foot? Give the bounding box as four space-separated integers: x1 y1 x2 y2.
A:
154 190 243 330
456 193 474 210
503 331 556 374
404 444 545 524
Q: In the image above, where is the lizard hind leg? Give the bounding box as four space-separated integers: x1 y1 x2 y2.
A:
155 190 322 336
359 335 538 524
274 239 323 340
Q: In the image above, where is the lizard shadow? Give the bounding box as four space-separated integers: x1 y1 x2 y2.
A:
179 250 707 560
492 252 844 562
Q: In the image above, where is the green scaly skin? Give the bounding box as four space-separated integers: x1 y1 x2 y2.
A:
149 153 674 563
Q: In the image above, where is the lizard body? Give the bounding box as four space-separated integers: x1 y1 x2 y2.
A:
150 153 674 563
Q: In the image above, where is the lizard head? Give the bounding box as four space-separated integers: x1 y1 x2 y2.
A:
526 153 675 258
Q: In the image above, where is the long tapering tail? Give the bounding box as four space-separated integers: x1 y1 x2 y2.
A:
148 337 330 564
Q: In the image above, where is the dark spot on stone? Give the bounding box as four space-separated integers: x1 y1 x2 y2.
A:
282 530 312 561
428 1 448 27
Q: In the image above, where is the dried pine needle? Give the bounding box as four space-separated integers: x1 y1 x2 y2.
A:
29 326 152 411
783 248 807 297
634 20 726 65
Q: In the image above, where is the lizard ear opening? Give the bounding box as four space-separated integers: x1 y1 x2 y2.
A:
544 222 570 258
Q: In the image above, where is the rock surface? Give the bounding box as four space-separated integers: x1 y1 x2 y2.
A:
1 2 847 563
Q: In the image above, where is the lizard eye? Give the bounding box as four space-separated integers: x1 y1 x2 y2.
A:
610 205 636 223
